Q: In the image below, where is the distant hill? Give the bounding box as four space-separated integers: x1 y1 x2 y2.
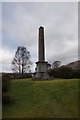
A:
64 60 80 70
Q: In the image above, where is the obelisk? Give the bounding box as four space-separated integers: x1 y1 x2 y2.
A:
35 26 49 80
38 26 45 62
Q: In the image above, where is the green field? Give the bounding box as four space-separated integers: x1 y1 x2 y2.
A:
3 78 79 118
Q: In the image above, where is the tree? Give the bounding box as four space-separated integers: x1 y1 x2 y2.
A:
58 66 73 79
12 46 32 74
52 61 61 69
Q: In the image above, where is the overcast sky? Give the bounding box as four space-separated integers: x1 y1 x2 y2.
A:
1 2 78 72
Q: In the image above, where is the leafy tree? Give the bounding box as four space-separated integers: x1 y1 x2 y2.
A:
12 46 32 74
72 69 80 78
52 61 61 69
59 66 73 79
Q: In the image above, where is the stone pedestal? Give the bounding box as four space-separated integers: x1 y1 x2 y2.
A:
35 61 49 79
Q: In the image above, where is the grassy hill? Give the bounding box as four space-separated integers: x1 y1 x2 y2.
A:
64 60 80 70
3 78 79 118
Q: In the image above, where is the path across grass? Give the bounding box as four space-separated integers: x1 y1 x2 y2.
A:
3 78 79 118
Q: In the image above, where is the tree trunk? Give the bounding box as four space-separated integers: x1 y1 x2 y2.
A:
22 65 24 75
19 59 21 73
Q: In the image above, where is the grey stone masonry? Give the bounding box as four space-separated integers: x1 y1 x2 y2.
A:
34 26 50 80
38 26 45 62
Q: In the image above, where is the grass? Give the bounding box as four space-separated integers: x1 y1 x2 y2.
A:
3 78 79 118
0 76 2 119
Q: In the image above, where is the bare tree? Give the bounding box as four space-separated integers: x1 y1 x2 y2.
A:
52 61 61 69
12 46 32 74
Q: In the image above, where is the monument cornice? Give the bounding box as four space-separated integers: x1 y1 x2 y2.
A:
36 61 48 64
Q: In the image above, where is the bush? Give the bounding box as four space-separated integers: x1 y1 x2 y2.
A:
48 66 80 79
59 66 73 79
11 73 32 79
48 68 60 78
21 73 32 79
2 73 11 92
2 73 11 105
2 93 11 104
72 70 80 78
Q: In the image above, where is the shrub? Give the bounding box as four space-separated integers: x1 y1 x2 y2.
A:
2 73 11 92
59 66 73 79
48 66 80 79
2 93 11 104
72 70 80 78
21 73 32 79
2 73 11 105
48 68 60 78
11 73 32 79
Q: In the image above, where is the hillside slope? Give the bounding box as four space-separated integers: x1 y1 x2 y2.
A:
3 79 79 118
64 60 80 70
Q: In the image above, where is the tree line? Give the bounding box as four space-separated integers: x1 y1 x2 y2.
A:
48 61 80 79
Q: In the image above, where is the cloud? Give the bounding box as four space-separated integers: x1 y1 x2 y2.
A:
2 0 77 2
0 47 14 64
2 2 78 72
0 46 15 72
0 2 2 47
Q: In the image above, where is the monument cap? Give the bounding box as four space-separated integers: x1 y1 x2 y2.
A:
39 26 44 29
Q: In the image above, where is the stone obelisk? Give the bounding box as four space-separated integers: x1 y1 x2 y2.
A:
39 26 45 62
35 26 49 80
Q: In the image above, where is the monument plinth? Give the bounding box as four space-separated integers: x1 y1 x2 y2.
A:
35 26 49 80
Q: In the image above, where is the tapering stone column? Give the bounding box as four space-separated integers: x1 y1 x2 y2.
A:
35 26 49 80
38 27 45 62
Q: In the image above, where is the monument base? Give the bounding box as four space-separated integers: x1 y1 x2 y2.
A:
33 61 49 80
34 72 49 80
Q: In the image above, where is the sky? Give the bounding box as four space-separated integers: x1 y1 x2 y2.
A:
0 2 78 72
